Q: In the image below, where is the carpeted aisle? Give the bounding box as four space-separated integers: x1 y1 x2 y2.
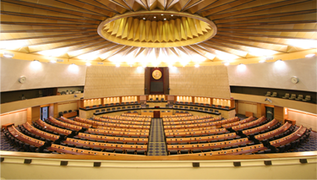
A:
147 118 167 156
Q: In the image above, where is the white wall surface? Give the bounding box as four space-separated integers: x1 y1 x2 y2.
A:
288 109 317 131
1 58 86 92
228 57 317 92
0 109 27 125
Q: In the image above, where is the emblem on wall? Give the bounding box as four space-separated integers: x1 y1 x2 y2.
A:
152 70 162 80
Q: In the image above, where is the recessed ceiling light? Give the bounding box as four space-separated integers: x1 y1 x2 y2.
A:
305 54 315 58
164 18 166 20
143 17 146 20
171 15 173 17
154 16 156 18
161 14 164 16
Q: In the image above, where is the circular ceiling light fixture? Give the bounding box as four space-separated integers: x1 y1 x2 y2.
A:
97 11 217 48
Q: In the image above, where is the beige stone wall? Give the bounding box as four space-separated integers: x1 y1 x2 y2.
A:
84 66 144 99
170 66 230 99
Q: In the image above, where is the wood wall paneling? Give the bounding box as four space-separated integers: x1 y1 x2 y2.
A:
170 66 230 99
274 106 285 122
84 66 144 99
31 106 40 122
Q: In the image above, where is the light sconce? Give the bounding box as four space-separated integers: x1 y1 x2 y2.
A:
305 54 315 58
3 52 14 58
265 98 272 103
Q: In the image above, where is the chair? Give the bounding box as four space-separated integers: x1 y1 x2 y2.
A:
295 94 304 101
265 91 271 96
282 93 290 99
136 150 145 155
289 94 296 100
92 147 102 151
115 149 123 153
192 149 202 153
302 95 311 102
202 148 211 152
126 150 135 154
180 149 189 154
169 150 178 155
271 92 277 97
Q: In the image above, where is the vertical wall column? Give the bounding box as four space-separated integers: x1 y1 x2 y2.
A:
274 106 285 122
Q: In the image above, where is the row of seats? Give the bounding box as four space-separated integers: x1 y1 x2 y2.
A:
163 117 224 126
174 101 231 110
162 114 193 118
3 115 150 155
74 117 150 129
62 138 147 155
92 117 151 125
101 115 151 121
165 128 229 138
173 105 222 114
265 92 311 102
168 138 253 154
94 105 142 115
47 144 146 155
162 115 214 122
164 117 239 130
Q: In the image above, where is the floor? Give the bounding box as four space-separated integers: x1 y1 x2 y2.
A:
147 118 167 156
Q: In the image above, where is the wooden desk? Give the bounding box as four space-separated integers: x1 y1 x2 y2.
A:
245 111 253 117
63 111 77 118
284 119 296 125
2 123 14 129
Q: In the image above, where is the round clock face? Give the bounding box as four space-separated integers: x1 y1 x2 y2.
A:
291 76 299 84
152 70 162 80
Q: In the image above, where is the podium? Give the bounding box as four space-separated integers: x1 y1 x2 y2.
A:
154 111 160 118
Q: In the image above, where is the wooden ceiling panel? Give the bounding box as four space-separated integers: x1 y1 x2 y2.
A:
208 0 310 20
2 0 106 20
0 0 316 64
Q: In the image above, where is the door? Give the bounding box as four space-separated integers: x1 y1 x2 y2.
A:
41 106 49 121
154 111 160 118
265 107 274 121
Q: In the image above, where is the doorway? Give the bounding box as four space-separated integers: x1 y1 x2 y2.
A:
41 106 49 121
265 107 274 121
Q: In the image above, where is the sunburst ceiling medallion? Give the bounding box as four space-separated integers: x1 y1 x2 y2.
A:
98 11 217 48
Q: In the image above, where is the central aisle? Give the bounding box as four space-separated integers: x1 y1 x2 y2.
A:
147 118 167 156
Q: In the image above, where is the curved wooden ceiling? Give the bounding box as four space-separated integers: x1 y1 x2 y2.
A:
1 0 316 66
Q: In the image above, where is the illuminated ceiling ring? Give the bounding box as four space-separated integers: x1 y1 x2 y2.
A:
97 10 217 48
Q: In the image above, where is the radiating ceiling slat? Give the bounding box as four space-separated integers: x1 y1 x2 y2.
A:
201 0 254 17
1 0 106 20
0 11 100 24
215 9 316 24
56 0 114 17
207 0 310 20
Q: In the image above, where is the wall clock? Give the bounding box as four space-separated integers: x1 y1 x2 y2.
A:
152 70 162 80
291 76 299 84
18 76 27 84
